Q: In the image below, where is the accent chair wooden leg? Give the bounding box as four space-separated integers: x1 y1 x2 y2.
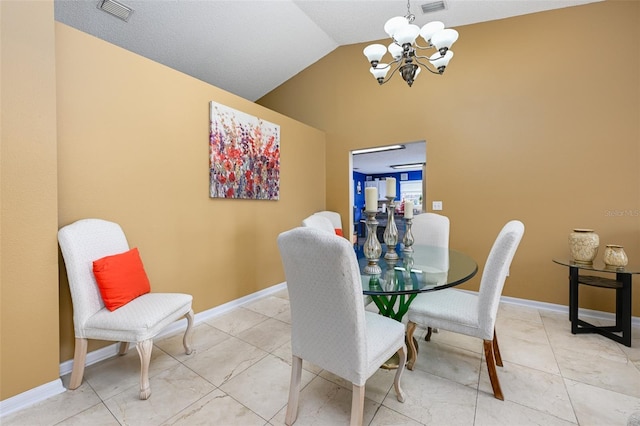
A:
425 326 433 342
118 342 130 355
350 384 365 426
483 339 504 401
492 329 503 367
69 338 88 390
183 309 195 355
406 321 418 370
136 339 153 400
394 344 407 403
285 355 302 426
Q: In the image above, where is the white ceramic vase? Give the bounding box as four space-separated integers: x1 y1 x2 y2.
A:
568 229 599 264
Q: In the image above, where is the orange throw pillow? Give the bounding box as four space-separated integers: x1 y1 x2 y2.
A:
92 248 151 311
334 228 344 237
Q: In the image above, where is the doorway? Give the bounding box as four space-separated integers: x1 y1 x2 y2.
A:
350 140 426 244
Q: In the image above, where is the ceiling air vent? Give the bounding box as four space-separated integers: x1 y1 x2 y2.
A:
97 0 134 22
421 1 446 14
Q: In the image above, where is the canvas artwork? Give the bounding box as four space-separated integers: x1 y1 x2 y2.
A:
209 101 280 200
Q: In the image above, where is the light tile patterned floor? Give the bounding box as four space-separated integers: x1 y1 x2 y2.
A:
4 290 640 425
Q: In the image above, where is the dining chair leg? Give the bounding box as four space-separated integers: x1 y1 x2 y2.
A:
425 326 433 342
350 384 365 426
118 342 129 355
69 338 88 390
285 356 302 426
492 329 503 367
406 321 418 370
136 339 153 400
483 339 504 401
394 344 407 402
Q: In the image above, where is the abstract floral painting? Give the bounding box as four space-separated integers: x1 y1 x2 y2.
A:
209 101 280 200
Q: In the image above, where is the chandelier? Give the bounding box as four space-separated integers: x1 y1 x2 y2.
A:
363 0 459 87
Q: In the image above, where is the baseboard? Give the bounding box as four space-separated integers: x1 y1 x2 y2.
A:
1 282 287 418
470 290 640 327
0 379 65 418
58 281 288 376
2 282 637 418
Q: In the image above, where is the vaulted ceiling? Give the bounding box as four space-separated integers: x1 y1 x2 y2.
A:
55 0 601 102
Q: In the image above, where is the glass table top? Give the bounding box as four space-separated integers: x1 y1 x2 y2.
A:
552 258 640 274
356 244 478 296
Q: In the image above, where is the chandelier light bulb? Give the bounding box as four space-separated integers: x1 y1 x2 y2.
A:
363 44 387 65
431 29 459 53
419 21 445 44
388 42 404 60
394 24 420 46
384 16 408 38
370 64 390 81
429 50 454 73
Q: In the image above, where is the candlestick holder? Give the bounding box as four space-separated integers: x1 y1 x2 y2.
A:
363 210 382 275
403 217 414 252
383 197 398 260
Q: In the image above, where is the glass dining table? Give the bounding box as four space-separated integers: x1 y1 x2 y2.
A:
356 244 478 321
355 244 478 369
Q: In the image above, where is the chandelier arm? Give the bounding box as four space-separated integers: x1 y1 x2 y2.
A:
413 42 435 51
377 62 406 85
413 57 442 75
373 57 403 71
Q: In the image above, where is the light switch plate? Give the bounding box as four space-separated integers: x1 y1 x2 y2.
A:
432 201 443 211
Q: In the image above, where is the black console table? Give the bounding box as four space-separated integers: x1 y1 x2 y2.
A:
552 258 638 347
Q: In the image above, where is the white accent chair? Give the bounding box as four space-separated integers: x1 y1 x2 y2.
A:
405 220 525 401
410 212 450 340
58 218 194 400
278 227 406 426
301 214 335 235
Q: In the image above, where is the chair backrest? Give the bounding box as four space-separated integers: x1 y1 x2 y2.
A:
411 213 450 247
313 211 343 236
301 214 335 235
58 219 130 336
477 220 525 336
411 213 450 271
277 227 368 385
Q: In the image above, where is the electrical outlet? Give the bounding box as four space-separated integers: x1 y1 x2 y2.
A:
432 201 443 211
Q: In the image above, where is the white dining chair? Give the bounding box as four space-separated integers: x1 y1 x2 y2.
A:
410 212 450 339
411 212 450 252
313 210 344 236
278 227 406 425
58 218 194 400
405 220 525 400
301 214 335 235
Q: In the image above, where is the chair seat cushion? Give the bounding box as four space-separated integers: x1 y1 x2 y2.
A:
82 293 192 342
92 248 151 311
407 289 489 339
363 311 405 382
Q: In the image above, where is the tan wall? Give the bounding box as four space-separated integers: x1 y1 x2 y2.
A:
1 7 326 401
55 23 326 361
259 1 640 314
0 1 60 399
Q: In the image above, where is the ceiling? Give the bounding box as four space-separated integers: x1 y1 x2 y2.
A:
352 141 426 174
54 0 600 175
54 0 600 103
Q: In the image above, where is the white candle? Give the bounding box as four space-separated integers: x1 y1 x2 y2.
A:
365 187 377 212
404 200 413 218
386 177 396 198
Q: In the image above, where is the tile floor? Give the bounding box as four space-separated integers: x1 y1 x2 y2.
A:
3 290 640 425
